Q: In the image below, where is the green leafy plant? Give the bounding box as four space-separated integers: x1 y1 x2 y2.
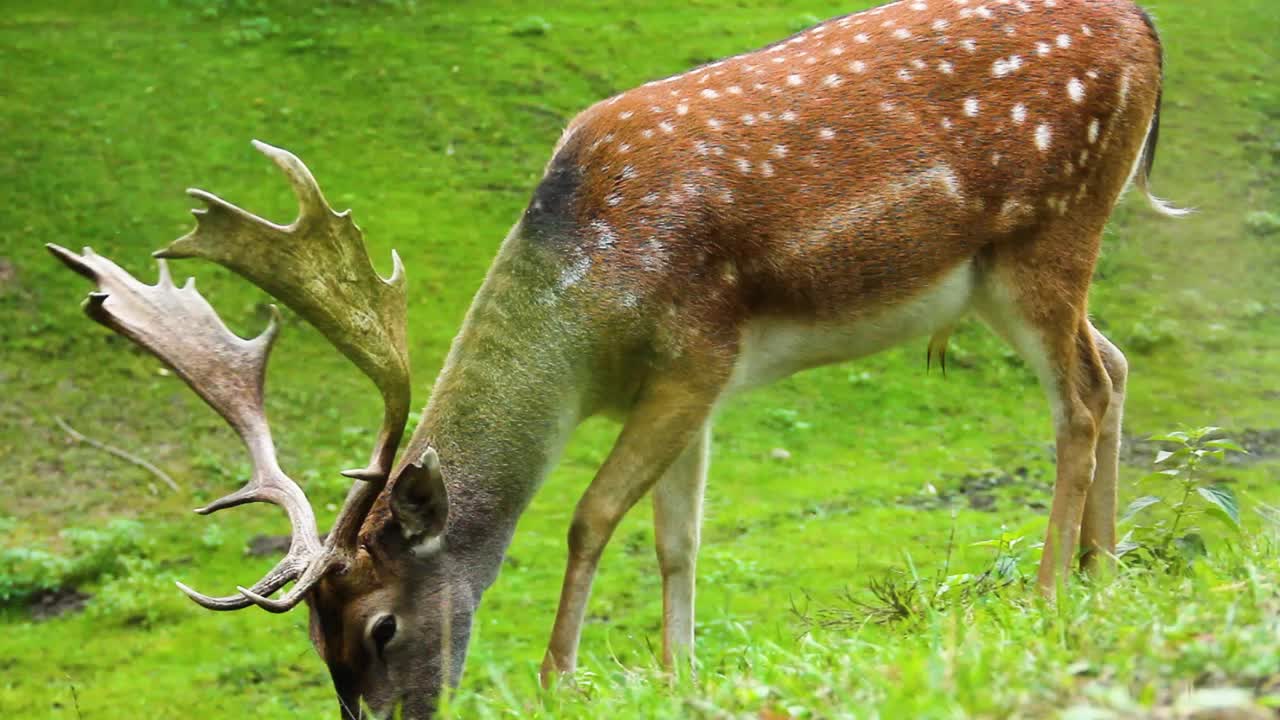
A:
1118 427 1245 572
0 519 146 605
86 557 184 628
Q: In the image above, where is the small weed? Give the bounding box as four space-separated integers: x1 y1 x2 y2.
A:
86 558 183 628
1119 427 1246 572
1244 210 1280 237
763 408 812 432
510 16 552 38
795 521 1031 631
788 14 822 32
1125 311 1181 354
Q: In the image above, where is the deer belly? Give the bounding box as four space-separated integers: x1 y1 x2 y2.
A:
726 260 975 395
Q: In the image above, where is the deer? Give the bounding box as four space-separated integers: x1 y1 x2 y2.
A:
49 0 1184 716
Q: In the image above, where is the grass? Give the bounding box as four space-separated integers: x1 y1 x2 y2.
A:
1 0 1277 717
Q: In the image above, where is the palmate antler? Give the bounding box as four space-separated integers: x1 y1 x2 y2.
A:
48 141 410 613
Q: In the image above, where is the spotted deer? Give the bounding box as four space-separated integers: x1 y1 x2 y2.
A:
50 0 1183 716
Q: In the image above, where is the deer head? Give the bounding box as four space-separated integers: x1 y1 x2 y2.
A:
50 142 462 718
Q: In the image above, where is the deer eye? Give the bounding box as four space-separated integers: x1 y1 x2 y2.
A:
371 615 397 658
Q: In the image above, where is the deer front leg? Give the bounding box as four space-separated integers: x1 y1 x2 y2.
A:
540 372 723 686
653 422 711 672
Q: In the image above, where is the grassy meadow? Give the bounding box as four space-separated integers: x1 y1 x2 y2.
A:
1 0 1278 717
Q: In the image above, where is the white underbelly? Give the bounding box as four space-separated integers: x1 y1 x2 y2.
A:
725 260 977 395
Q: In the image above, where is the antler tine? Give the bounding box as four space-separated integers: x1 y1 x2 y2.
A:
47 243 325 612
154 141 411 554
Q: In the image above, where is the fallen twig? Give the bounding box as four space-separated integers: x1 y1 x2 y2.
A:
54 416 179 492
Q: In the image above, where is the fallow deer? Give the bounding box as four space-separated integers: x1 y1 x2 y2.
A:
51 0 1184 716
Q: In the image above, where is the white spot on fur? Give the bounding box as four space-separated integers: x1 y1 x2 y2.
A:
1035 123 1052 152
941 117 954 130
855 33 870 43
824 73 842 87
676 104 688 116
728 85 743 95
992 55 1023 77
1036 41 1051 56
771 144 789 158
1056 33 1071 48
932 18 949 30
590 219 618 250
782 110 798 122
964 97 980 116
619 111 634 120
736 157 752 173
701 88 720 100
961 39 977 52
819 127 835 140
1087 118 1101 144
1011 103 1027 124
850 60 867 73
897 68 914 81
938 60 954 74
659 121 675 134
787 74 804 86
707 118 723 129
559 253 591 289
742 113 756 125
1067 77 1085 103
894 28 912 39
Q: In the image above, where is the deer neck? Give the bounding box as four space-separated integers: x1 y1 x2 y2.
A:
403 230 589 590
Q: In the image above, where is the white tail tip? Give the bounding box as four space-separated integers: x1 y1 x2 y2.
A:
1145 190 1194 218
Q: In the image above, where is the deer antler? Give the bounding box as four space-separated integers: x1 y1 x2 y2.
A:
46 245 324 609
49 142 413 613
157 140 409 483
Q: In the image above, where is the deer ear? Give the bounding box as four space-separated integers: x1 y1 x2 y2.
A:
390 447 449 546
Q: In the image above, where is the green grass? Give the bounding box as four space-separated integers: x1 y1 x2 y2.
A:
1 0 1278 717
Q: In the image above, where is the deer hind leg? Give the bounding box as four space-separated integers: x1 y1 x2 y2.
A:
1079 325 1128 575
975 244 1113 596
652 421 711 672
540 367 726 687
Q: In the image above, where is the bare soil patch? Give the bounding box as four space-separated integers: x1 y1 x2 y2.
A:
28 588 91 620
